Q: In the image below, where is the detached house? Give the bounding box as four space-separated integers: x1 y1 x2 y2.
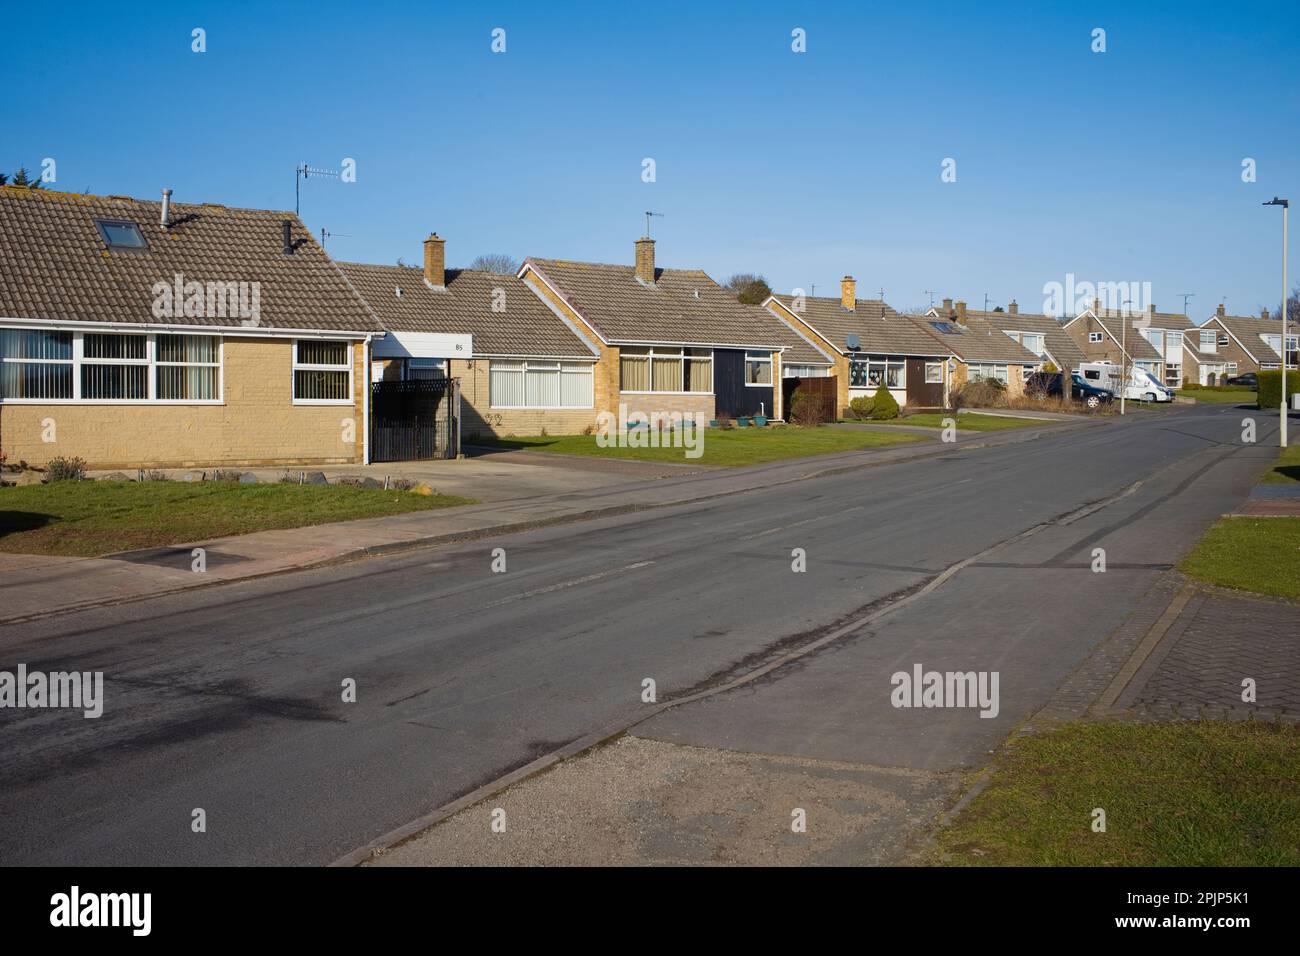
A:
340 234 601 442
764 276 948 415
916 299 1042 397
1062 300 1192 387
1193 304 1298 382
517 237 832 426
0 187 383 468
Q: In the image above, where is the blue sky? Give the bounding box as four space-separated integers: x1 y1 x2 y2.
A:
3 0 1298 318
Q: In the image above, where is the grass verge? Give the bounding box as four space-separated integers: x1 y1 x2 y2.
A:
864 412 1052 431
0 480 474 556
1261 443 1300 484
1178 516 1300 599
1176 386 1257 405
481 426 923 466
934 720 1300 866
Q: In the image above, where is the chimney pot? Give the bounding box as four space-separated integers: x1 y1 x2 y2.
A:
160 188 172 229
635 237 656 284
956 300 967 322
424 233 446 288
841 275 856 310
1008 300 1018 315
1217 303 1226 318
941 297 953 314
282 220 293 256
1263 307 1272 320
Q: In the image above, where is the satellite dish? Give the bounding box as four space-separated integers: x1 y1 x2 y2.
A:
846 333 860 350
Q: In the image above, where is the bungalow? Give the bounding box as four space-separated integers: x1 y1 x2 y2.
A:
764 276 948 415
1193 304 1298 382
0 186 383 469
517 237 833 426
916 299 1042 397
972 300 1086 377
339 235 602 442
1061 300 1189 386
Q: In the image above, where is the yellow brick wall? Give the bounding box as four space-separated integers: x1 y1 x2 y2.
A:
0 336 364 468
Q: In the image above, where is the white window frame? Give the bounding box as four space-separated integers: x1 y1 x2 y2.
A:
1200 330 1218 353
293 339 353 406
744 350 773 387
0 328 224 404
849 355 906 390
489 359 594 409
619 346 713 395
967 363 1009 385
924 362 943 384
1227 363 1238 374
1088 332 1104 344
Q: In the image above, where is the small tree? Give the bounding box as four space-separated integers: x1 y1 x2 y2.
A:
6 167 42 189
469 253 520 275
725 273 772 305
869 384 900 419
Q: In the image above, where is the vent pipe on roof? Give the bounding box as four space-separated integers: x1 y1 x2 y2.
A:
160 189 172 229
282 220 293 256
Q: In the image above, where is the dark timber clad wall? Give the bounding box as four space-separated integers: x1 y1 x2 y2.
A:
714 348 772 418
906 357 944 407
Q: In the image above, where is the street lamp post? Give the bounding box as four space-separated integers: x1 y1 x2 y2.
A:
1264 198 1289 447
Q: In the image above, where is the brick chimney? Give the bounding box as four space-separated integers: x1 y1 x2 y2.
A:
1262 307 1272 320
1093 297 1102 314
1217 303 1226 318
423 233 446 289
1007 300 1019 315
635 237 656 284
941 297 953 315
1147 303 1157 318
955 300 968 323
841 276 856 310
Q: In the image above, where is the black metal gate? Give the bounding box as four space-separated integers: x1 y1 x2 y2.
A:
370 379 459 462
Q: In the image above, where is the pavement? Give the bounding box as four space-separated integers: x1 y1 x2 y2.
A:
0 417 1085 625
1236 482 1300 516
1 402 1286 866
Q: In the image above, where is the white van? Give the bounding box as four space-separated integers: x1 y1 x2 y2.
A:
1077 363 1173 402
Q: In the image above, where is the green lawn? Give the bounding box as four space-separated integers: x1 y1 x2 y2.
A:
1177 386 1257 405
1179 516 1300 599
0 480 474 557
481 426 923 466
864 412 1051 432
935 720 1300 866
1262 443 1300 484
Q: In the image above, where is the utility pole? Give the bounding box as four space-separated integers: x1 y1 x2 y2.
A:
1120 298 1131 415
1264 198 1289 446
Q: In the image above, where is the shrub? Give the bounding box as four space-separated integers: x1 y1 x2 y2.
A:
1257 370 1300 411
45 456 87 482
869 384 900 420
848 395 875 420
952 379 1008 410
789 389 829 426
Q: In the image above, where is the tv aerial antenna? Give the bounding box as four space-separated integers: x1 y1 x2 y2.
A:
643 210 664 237
295 163 341 216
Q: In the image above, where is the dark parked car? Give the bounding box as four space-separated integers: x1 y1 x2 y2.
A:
1224 372 1257 388
1024 371 1115 409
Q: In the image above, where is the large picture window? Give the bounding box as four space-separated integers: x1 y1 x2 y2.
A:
490 360 593 408
0 329 73 399
966 363 1009 384
294 340 352 403
850 355 905 389
0 328 222 403
619 347 712 393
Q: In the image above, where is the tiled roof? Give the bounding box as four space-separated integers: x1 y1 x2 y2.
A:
1072 311 1164 362
0 186 381 332
915 308 1042 363
339 262 597 358
965 308 1087 370
1210 313 1289 361
769 294 947 357
526 257 831 364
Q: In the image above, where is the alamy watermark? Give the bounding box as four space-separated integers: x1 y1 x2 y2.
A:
1041 273 1152 318
151 273 261 326
1 664 103 718
891 663 999 718
595 403 704 459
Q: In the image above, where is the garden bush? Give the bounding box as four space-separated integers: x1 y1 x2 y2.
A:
45 456 87 482
848 395 875 420
1257 370 1300 411
869 384 900 420
790 389 829 426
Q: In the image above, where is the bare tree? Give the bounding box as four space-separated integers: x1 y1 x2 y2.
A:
725 273 772 305
470 253 521 275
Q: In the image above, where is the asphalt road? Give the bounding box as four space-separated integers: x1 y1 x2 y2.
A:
0 403 1278 865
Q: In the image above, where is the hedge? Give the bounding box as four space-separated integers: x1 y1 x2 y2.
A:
1257 370 1300 410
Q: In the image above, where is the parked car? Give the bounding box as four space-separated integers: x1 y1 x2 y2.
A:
1077 362 1173 403
1225 372 1258 388
1025 371 1115 409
